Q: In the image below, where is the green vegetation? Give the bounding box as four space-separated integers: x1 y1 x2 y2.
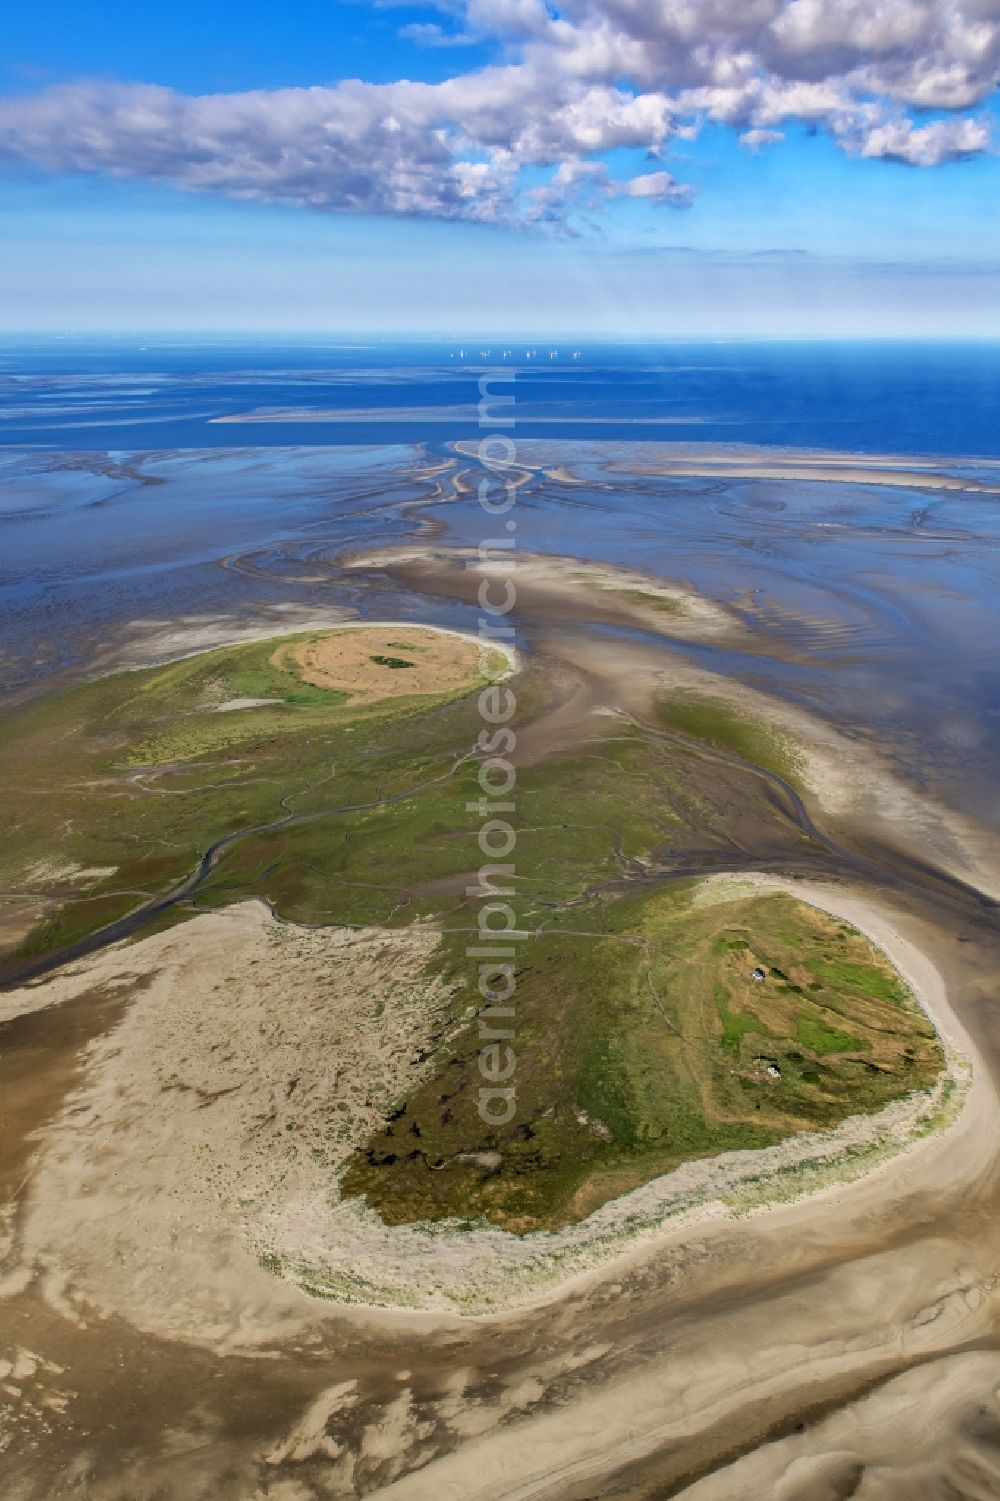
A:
0 628 503 956
795 1015 862 1055
658 696 802 784
603 587 685 615
810 958 910 1005
0 629 813 958
190 727 697 929
716 983 766 1056
2 627 743 947
369 654 414 669
342 889 943 1231
0 628 945 1236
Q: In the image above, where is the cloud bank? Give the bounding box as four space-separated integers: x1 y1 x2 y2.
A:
0 0 995 224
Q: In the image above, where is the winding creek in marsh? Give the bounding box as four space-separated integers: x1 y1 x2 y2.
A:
2 434 1000 1500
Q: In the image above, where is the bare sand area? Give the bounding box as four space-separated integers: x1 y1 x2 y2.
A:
0 871 980 1343
361 897 999 1498
343 546 745 646
90 611 518 685
623 459 1000 492
473 439 1000 493
2 869 994 1501
454 436 1000 490
2 876 997 1497
336 545 1000 903
675 1350 1000 1500
282 625 496 702
558 627 1000 904
91 603 359 675
212 409 700 426
4 904 458 1346
211 406 482 424
0 895 55 958
3 550 1000 1497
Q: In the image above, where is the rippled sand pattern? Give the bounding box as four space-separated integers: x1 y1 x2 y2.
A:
2 439 1000 1501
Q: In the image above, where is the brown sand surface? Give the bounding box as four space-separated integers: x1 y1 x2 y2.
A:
455 438 1000 493
674 1351 1000 1500
549 628 1000 905
285 625 487 702
1 882 969 1325
624 460 1000 492
2 876 997 1501
3 565 1000 1499
369 882 999 1501
96 604 359 674
3 903 458 1346
0 896 54 960
343 547 745 646
342 547 1000 901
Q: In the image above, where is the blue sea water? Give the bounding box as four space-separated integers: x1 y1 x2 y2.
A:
1 335 998 834
0 337 998 456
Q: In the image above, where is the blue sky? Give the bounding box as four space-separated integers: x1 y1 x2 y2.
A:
1 0 998 336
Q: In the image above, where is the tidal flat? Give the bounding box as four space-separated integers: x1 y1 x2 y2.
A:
1 440 1000 1500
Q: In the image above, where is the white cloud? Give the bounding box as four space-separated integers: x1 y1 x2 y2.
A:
853 113 992 163
620 170 692 203
0 71 689 225
740 126 786 150
0 0 995 225
398 22 477 47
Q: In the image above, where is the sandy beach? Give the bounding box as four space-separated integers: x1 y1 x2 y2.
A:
3 857 996 1501
0 870 974 1333
336 545 1000 902
483 440 1000 494
3 526 1000 1499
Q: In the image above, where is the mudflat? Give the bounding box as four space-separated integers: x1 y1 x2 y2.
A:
2 447 999 1501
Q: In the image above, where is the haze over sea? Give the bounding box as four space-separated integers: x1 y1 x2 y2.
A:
1 337 998 455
